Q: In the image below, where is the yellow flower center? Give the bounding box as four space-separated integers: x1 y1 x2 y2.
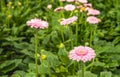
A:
79 51 85 55
80 7 86 11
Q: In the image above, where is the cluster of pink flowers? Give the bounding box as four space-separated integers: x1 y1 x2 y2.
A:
69 46 96 62
60 16 78 25
64 4 75 11
26 18 48 29
60 0 87 3
56 0 101 24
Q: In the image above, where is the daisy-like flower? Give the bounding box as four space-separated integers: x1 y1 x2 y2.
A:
26 18 48 29
87 8 100 15
54 7 64 12
80 6 87 12
66 0 75 2
59 0 66 2
60 16 78 25
47 4 52 9
86 16 100 24
69 46 96 62
83 3 92 7
64 4 75 11
77 0 88 3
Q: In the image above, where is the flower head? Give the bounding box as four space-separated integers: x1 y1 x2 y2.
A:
54 7 64 12
26 18 48 29
60 16 78 25
77 0 88 3
47 4 52 9
83 3 92 7
66 0 75 2
41 54 47 60
86 16 100 24
59 0 66 2
69 46 96 62
64 4 75 11
59 43 64 48
87 8 100 15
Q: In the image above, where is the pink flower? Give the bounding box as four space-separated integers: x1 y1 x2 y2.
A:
47 4 52 9
64 4 75 11
66 0 75 2
54 7 64 12
60 16 78 25
87 8 100 15
26 18 48 29
86 16 100 24
83 3 92 7
59 0 65 2
77 0 88 3
69 46 96 62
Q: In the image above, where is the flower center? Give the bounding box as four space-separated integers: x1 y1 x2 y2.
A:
80 7 86 11
76 50 88 56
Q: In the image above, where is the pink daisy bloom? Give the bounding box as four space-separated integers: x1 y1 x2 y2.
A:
86 16 100 24
66 0 75 2
47 4 52 9
54 7 64 12
59 0 66 2
60 16 78 25
87 8 100 15
26 18 48 29
83 3 92 7
69 46 96 62
77 0 88 3
64 4 75 11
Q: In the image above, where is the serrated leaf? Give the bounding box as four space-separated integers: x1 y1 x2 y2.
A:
100 71 112 77
77 70 97 77
25 72 36 77
0 59 22 73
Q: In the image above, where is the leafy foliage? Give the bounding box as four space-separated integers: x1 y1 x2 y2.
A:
0 0 120 77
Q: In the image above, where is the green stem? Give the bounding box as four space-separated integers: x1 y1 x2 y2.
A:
79 13 83 43
90 26 93 47
60 26 64 42
82 62 84 77
75 24 78 46
35 34 39 77
69 26 73 48
85 59 95 70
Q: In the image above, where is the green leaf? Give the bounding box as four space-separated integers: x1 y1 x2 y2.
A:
25 72 36 77
67 75 78 77
0 48 3 54
0 59 22 73
13 70 27 77
77 70 97 77
19 49 34 58
0 75 8 77
93 61 105 67
11 73 21 77
100 71 112 77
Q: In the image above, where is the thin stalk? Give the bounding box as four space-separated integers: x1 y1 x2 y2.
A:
85 59 95 70
90 26 93 47
93 25 97 38
69 26 73 48
79 13 83 43
116 0 119 26
75 24 78 46
60 26 64 42
82 62 85 77
90 59 95 71
35 34 39 77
